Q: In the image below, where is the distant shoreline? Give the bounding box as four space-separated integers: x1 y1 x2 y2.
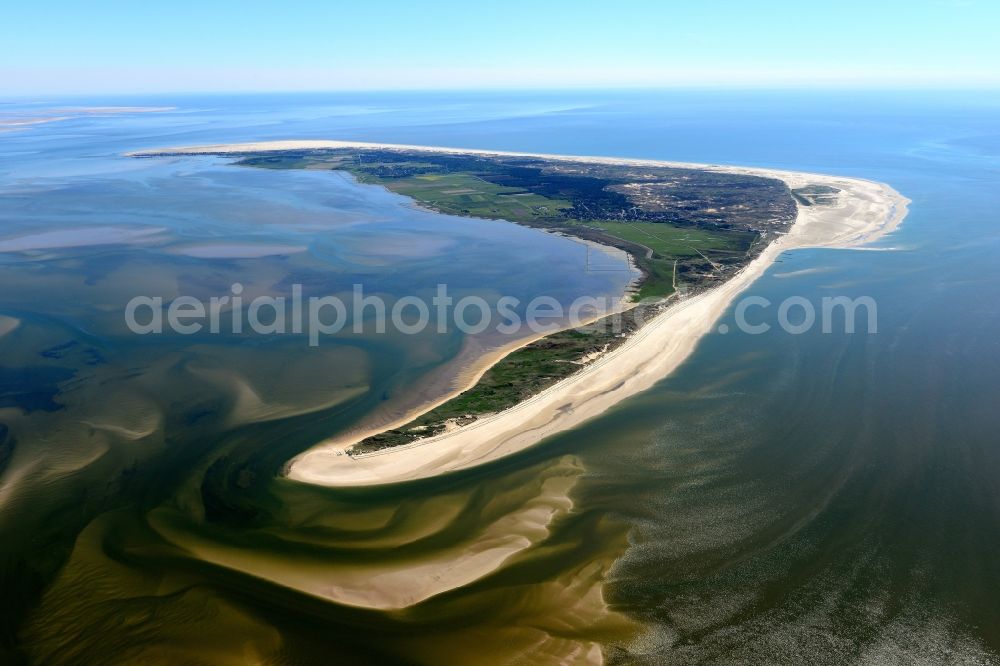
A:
131 140 909 488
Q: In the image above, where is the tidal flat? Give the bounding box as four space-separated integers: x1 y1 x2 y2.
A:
1 91 999 664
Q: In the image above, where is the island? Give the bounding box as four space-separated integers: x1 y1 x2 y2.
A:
130 141 909 488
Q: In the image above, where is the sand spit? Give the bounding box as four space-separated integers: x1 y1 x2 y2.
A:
130 141 909 488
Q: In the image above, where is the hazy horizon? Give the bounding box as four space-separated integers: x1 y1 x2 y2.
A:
4 0 998 95
5 85 1000 105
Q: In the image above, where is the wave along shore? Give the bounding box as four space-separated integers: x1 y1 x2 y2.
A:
135 141 909 489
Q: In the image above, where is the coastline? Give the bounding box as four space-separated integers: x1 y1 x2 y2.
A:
133 141 909 488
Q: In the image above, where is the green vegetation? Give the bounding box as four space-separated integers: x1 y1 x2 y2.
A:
354 309 642 453
588 221 757 299
630 255 677 300
367 171 574 223
591 221 754 257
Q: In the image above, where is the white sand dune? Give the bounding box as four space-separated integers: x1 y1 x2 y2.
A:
133 141 908 488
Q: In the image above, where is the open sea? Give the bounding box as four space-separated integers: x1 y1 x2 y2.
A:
1 90 998 664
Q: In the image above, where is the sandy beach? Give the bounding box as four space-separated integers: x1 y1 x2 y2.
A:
135 141 909 489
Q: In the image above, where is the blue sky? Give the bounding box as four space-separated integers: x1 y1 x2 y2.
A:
4 0 998 94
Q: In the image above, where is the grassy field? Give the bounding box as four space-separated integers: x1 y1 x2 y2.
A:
584 222 756 300
591 221 754 257
356 170 574 223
